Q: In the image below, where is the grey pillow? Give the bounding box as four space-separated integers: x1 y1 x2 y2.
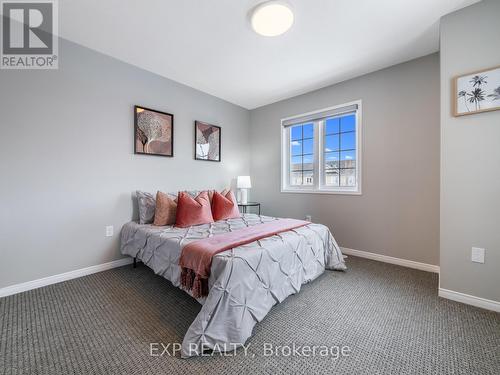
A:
136 191 156 224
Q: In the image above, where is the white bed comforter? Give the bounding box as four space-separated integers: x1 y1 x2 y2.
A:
120 214 346 358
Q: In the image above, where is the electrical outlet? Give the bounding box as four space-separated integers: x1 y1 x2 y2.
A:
471 247 485 263
305 215 312 221
105 225 114 237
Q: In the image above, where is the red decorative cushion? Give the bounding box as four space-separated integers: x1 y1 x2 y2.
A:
175 191 214 227
211 190 241 221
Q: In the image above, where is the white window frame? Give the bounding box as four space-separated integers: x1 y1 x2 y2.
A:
281 100 362 195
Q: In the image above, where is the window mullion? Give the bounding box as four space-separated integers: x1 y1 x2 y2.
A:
316 119 323 190
289 127 292 188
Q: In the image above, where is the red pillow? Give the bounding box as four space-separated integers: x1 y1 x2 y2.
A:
175 191 214 227
211 190 241 221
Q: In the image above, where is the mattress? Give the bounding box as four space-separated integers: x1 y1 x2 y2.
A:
120 214 346 357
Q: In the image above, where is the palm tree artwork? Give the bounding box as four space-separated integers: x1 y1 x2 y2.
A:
458 90 469 111
467 87 486 111
470 75 487 88
455 66 500 116
465 75 487 111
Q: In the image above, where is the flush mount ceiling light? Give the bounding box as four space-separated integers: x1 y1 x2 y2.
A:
250 1 294 37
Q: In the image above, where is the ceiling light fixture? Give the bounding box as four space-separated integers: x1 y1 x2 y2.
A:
250 1 294 37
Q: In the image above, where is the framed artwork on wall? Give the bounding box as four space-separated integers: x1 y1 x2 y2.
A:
453 65 500 116
195 121 221 162
134 105 174 157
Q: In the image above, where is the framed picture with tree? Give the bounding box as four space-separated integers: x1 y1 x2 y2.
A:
134 106 174 157
453 65 500 116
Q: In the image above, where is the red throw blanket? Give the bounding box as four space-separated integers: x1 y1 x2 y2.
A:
179 218 310 298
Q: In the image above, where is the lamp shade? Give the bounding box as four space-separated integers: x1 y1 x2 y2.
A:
237 176 252 189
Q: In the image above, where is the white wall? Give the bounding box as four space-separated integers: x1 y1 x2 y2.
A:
440 0 500 302
0 38 250 289
249 54 440 266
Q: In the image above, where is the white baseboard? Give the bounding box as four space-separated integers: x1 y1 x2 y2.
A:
439 288 500 312
340 247 499 312
341 247 440 273
0 257 133 298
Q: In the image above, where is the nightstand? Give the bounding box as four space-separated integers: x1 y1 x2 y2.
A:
237 202 261 215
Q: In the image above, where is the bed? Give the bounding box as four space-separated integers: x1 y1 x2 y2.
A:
120 213 346 358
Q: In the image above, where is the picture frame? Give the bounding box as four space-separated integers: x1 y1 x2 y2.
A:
194 121 221 162
453 65 500 117
134 105 174 157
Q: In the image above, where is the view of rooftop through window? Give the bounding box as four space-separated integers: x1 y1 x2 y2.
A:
324 114 356 187
289 113 356 187
290 123 314 186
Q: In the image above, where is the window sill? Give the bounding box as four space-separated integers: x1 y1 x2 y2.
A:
281 188 362 196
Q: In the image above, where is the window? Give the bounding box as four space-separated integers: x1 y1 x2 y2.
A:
281 101 362 194
290 123 314 186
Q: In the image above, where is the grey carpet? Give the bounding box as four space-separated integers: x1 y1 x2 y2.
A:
1 256 499 375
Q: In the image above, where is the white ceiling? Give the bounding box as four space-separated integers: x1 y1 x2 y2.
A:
60 0 479 109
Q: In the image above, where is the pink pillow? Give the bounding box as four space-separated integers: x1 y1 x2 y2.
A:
153 191 177 226
175 191 214 227
211 190 241 221
207 188 229 204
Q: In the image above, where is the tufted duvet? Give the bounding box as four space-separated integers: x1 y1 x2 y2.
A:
120 214 346 358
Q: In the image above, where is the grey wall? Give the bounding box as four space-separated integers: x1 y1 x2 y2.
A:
8 12 494 297
440 0 500 302
0 39 250 289
249 54 440 266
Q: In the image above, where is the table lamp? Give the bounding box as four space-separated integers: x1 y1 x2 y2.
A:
237 176 252 204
